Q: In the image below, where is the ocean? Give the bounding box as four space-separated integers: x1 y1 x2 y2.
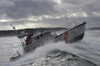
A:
0 30 100 66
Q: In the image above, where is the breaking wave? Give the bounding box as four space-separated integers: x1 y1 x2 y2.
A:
6 30 100 66
8 41 97 66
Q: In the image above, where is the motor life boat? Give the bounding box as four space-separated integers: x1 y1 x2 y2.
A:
9 22 87 61
18 22 86 52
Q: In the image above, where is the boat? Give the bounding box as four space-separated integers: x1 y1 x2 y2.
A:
9 22 86 61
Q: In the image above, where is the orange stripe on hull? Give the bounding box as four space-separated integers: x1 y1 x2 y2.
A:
64 32 68 41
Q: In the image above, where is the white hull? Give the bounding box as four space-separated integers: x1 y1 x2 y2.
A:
24 22 86 52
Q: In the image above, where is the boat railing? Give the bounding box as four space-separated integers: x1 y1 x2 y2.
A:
62 22 80 29
19 37 26 47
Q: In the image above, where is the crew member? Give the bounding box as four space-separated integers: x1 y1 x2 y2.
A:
26 33 33 45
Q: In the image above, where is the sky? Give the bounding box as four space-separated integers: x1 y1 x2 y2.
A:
0 0 100 30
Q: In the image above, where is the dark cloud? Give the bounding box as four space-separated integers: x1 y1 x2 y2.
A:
0 0 57 19
0 0 100 30
0 0 15 7
62 0 86 5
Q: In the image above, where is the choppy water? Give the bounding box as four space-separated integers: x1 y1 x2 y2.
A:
0 30 100 66
20 50 97 66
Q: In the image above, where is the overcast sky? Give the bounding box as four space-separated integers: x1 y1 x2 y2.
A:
0 0 100 30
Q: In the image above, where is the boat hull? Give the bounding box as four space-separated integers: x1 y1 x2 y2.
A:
66 22 86 43
23 22 87 52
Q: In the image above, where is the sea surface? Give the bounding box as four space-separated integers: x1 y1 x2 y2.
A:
0 30 100 66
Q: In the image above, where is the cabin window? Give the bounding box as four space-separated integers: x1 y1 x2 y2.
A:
37 36 39 39
34 34 43 40
34 37 37 40
40 34 43 37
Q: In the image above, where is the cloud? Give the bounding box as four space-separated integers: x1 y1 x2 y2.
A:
0 0 97 19
0 0 15 7
0 0 57 19
0 0 100 30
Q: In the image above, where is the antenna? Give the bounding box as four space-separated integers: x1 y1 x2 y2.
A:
10 24 16 30
10 23 18 35
10 23 26 53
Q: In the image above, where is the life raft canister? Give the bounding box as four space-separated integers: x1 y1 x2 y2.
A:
64 32 68 41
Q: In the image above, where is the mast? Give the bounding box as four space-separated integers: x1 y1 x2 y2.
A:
10 24 25 54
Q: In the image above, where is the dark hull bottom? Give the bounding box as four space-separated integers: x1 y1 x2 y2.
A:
69 33 84 43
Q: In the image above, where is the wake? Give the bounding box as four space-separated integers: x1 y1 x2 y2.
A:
7 30 100 66
7 40 100 66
